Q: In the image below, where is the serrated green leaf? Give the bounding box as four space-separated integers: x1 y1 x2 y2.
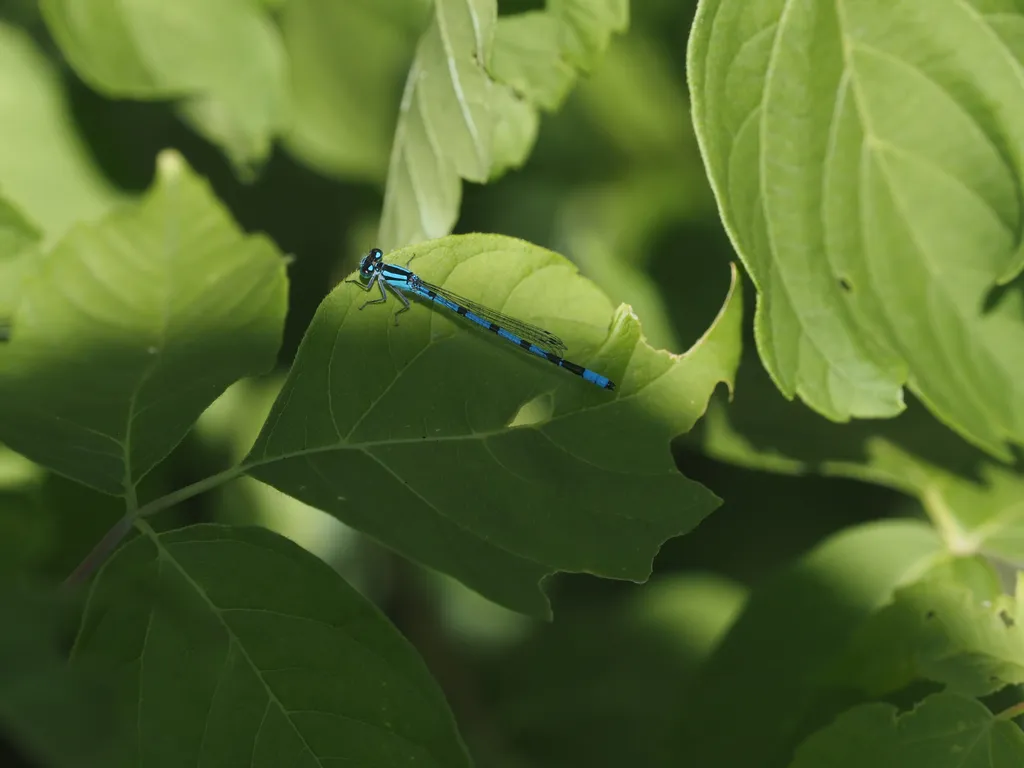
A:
689 0 1024 457
281 0 428 182
838 557 1024 697
691 356 1024 564
73 523 471 767
0 588 126 767
682 519 944 768
379 0 629 250
0 22 123 244
243 234 742 617
489 0 628 111
0 151 287 495
789 693 1024 768
40 0 289 175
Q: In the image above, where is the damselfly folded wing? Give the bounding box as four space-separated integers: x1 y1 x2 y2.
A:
417 279 569 356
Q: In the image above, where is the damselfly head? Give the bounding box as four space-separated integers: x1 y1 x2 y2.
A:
359 248 383 279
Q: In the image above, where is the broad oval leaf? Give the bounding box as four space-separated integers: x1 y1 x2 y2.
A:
689 0 1024 458
682 519 944 768
0 151 288 495
789 693 1024 768
0 22 123 244
245 234 742 617
73 524 471 768
40 0 289 175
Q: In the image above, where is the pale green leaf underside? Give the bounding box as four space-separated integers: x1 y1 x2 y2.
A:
0 196 41 327
489 0 629 111
40 0 289 174
840 559 1024 697
378 0 630 251
245 234 742 617
683 519 944 768
693 359 1024 565
281 0 429 183
689 0 1024 458
789 693 1024 768
73 524 471 767
0 151 287 495
0 23 123 246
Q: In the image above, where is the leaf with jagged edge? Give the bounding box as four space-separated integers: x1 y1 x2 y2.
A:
689 0 1024 458
378 0 630 251
689 355 1024 567
836 558 1024 698
0 151 288 495
789 693 1024 768
244 233 742 617
40 0 288 176
489 0 629 111
682 519 944 768
72 524 472 767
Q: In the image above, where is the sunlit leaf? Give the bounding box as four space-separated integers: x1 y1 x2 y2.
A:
490 0 628 111
41 0 289 175
838 557 1024 697
378 0 629 251
0 151 288 495
244 234 742 616
0 22 123 244
682 519 944 768
789 693 1024 768
689 0 1024 457
691 357 1024 565
73 524 471 767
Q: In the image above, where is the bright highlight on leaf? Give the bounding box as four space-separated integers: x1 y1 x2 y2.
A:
73 525 472 768
790 693 1024 768
689 0 1024 459
378 0 629 251
244 234 742 617
40 0 289 176
0 151 288 496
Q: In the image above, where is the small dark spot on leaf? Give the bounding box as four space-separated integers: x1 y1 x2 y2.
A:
838 277 853 293
1000 610 1015 628
925 610 936 620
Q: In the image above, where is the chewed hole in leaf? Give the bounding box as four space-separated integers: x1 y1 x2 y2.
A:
509 391 554 427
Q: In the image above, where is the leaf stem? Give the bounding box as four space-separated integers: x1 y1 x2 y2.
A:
136 464 245 518
62 464 246 587
996 701 1024 721
62 510 137 589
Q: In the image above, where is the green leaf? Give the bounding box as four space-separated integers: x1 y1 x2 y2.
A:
73 523 471 767
489 0 629 111
838 557 1024 697
0 195 41 337
682 519 944 768
40 0 289 176
0 22 123 244
281 0 428 182
789 693 1024 768
0 588 126 767
691 357 1024 564
378 0 629 250
0 150 288 495
689 0 1024 457
244 234 743 617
